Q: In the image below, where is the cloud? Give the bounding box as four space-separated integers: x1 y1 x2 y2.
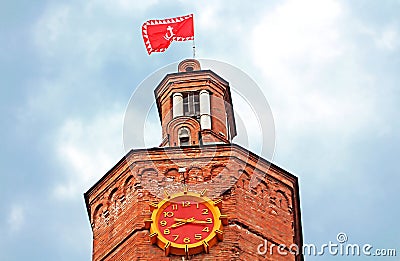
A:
32 1 146 71
250 0 381 141
54 107 124 200
33 4 71 57
251 0 343 76
87 0 160 14
252 0 343 77
247 0 399 202
378 26 399 50
194 1 223 30
7 204 25 232
362 24 400 51
248 7 400 251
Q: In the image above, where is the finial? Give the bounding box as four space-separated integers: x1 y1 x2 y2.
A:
178 59 201 72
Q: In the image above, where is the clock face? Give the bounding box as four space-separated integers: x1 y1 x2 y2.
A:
148 191 225 256
156 195 214 245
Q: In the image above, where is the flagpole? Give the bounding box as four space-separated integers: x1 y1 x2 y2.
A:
192 39 196 58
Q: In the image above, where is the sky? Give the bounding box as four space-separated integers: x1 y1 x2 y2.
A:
1 0 399 260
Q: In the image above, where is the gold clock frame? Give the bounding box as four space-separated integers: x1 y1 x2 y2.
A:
145 189 228 257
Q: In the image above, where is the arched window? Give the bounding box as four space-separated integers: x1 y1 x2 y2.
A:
178 127 190 146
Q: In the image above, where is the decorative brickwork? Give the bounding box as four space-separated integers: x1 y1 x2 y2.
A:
84 60 303 260
85 145 303 260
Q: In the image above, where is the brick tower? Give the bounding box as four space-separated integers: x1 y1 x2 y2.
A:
84 59 303 260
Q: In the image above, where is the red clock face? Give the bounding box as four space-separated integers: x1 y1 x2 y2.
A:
156 196 215 245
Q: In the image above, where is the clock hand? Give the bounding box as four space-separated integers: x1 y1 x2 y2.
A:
168 221 186 229
168 217 196 229
191 219 209 224
175 217 210 224
174 217 195 223
173 218 187 222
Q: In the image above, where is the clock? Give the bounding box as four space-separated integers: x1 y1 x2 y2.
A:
145 189 228 256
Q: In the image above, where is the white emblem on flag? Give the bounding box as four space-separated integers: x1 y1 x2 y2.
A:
163 26 174 41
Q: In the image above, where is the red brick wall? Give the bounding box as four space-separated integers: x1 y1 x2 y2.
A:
209 94 228 138
85 144 303 261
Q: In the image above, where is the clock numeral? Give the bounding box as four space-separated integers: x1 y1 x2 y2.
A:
194 234 202 240
163 211 174 218
183 237 191 243
160 220 167 227
202 208 209 215
182 201 190 207
206 218 212 223
202 227 209 232
163 229 171 235
172 235 179 241
196 203 199 209
171 204 178 210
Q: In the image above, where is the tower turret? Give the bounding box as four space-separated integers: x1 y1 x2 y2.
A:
154 59 237 147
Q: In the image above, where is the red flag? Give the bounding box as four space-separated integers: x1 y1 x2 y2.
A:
142 14 194 55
